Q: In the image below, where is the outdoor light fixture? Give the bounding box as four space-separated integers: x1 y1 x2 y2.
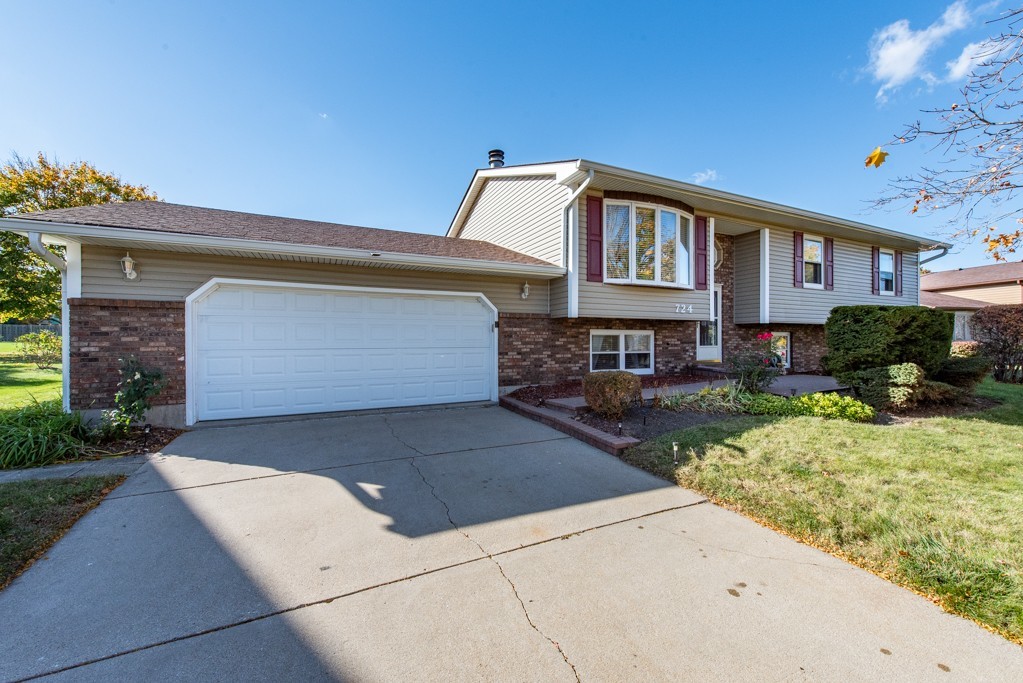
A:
673 442 679 465
520 282 530 300
120 252 138 280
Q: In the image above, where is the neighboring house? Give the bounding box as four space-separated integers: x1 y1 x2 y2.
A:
921 262 1023 341
0 153 946 427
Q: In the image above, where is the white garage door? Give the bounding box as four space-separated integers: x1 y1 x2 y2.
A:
190 281 496 422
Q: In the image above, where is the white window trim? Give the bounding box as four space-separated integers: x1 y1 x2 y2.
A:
603 200 695 289
802 234 825 290
589 329 655 375
878 247 896 296
772 331 791 369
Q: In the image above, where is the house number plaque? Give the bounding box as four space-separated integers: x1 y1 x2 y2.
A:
674 304 694 314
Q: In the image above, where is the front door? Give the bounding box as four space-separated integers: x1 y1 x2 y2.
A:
696 286 722 361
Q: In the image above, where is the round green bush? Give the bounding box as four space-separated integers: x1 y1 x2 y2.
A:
583 371 642 420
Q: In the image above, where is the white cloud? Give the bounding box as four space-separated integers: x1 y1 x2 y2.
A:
946 40 987 80
318 113 329 119
691 169 719 185
868 1 972 102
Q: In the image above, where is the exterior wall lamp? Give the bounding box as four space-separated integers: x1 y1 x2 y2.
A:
120 252 138 280
521 282 530 300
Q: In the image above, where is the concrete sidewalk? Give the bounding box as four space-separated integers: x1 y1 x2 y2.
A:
1 405 1019 681
0 454 147 484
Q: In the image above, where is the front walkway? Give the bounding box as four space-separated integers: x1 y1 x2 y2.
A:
1 405 1019 681
0 455 147 484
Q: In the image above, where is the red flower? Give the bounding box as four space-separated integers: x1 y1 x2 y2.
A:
756 332 774 341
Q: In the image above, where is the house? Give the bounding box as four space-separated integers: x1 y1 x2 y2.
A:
921 262 1023 341
0 152 947 427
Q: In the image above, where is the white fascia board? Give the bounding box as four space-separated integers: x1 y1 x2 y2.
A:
0 218 565 279
577 160 951 251
445 161 581 238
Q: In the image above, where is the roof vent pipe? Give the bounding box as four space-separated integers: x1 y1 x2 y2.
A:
488 149 505 168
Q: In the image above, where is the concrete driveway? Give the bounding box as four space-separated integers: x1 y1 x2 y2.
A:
1 406 1020 682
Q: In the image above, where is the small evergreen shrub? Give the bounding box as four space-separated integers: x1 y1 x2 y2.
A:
740 393 794 416
914 380 965 405
789 393 876 422
823 306 953 377
730 332 782 393
15 331 61 370
838 363 925 410
971 304 1023 383
934 355 992 390
101 356 167 439
583 371 642 420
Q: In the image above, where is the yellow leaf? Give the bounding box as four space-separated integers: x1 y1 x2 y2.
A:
865 146 889 168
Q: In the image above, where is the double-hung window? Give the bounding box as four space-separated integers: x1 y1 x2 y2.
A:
605 202 693 287
803 236 824 288
878 249 895 294
590 330 654 374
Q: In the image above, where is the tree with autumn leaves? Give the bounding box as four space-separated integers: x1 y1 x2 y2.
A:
0 153 157 322
868 8 1023 261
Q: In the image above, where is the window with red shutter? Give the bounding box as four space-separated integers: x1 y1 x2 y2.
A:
586 195 603 282
793 232 804 288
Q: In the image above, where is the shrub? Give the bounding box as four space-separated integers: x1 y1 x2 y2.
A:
971 304 1023 383
583 371 642 420
914 380 965 405
934 355 992 390
0 400 94 469
823 306 953 377
15 331 61 370
730 332 782 393
950 341 982 358
789 393 876 422
740 392 794 416
838 363 925 410
100 356 167 439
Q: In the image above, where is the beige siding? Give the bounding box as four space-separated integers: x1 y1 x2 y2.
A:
458 176 569 265
931 283 1022 305
768 229 920 324
733 232 761 324
576 192 711 321
80 246 548 314
550 275 568 317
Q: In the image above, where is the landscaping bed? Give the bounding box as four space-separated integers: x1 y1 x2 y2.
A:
574 405 733 441
508 373 708 407
0 475 124 590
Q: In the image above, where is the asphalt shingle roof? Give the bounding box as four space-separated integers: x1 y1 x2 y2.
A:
920 291 990 310
921 262 1023 290
12 201 551 266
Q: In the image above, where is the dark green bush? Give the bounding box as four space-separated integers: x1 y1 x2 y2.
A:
934 355 992 390
914 380 965 405
0 400 94 469
740 393 794 416
583 371 642 420
838 363 924 410
823 306 954 377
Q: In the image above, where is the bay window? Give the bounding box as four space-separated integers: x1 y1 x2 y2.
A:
605 201 692 287
590 330 654 374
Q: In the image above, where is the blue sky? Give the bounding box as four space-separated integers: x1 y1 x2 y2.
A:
2 1 1013 270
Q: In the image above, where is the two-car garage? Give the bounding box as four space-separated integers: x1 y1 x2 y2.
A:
186 279 498 424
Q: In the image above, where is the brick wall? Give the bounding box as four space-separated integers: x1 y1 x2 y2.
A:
68 298 185 410
498 314 700 385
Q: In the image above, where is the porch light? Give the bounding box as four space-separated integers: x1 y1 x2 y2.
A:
120 252 138 280
521 282 530 300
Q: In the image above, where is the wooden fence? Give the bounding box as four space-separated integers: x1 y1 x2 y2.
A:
0 325 62 342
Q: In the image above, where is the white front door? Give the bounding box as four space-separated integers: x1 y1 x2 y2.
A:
696 286 722 362
189 281 496 423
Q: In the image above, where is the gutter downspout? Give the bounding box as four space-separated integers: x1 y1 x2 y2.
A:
27 233 71 413
562 169 594 318
919 246 949 266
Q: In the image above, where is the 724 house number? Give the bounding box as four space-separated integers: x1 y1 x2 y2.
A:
674 304 694 314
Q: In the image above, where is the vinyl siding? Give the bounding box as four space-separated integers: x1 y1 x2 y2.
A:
457 176 569 266
576 192 711 320
768 229 920 324
550 275 568 317
733 232 761 324
80 246 548 314
930 283 1022 305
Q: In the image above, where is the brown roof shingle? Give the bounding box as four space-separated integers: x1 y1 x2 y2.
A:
921 262 1023 290
11 201 552 267
920 291 990 310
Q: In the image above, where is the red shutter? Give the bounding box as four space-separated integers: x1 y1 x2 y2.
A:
586 195 603 282
895 250 904 296
695 216 708 290
793 232 804 288
824 237 834 291
871 246 880 295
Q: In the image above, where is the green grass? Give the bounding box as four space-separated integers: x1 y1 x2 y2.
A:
0 475 124 590
623 378 1023 644
0 342 62 408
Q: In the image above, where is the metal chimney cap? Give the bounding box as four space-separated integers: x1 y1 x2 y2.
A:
488 149 505 168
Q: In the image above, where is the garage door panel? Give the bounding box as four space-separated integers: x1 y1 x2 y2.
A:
194 284 494 421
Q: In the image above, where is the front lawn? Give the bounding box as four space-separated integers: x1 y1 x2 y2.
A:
623 378 1023 644
0 342 62 409
0 475 124 590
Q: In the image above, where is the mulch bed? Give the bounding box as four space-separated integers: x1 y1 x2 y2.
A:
509 374 709 407
92 427 183 458
879 395 1002 424
575 405 733 441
